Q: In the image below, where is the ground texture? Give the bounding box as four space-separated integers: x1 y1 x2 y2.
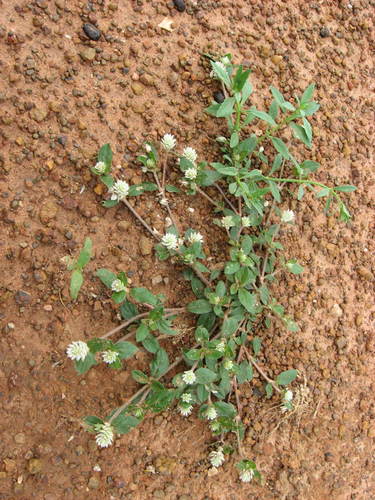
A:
0 0 374 499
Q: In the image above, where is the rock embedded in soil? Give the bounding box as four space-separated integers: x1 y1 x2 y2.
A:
79 47 96 62
30 108 48 122
139 236 153 256
320 26 331 38
83 23 101 41
173 0 186 12
15 290 31 306
28 458 42 474
39 200 58 223
213 90 225 103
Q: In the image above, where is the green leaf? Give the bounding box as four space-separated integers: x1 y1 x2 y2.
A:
77 238 92 269
74 352 97 374
276 369 298 386
265 383 273 398
205 102 221 117
216 97 236 118
237 361 253 384
211 61 231 87
120 299 138 320
87 338 111 354
196 384 209 403
233 66 251 92
165 184 180 193
290 122 311 147
142 335 160 354
251 108 277 127
70 269 83 300
111 291 126 304
131 287 158 306
98 143 112 168
102 199 118 208
96 268 116 288
286 260 304 274
270 153 283 175
187 299 212 315
112 414 140 434
230 131 239 148
211 162 237 176
271 137 290 159
268 180 281 202
238 289 256 313
222 317 239 337
132 370 149 384
238 135 257 154
335 185 356 193
241 79 253 104
84 415 103 428
339 202 351 222
297 185 305 200
316 187 330 198
301 83 315 105
300 160 320 175
115 341 138 359
225 261 240 275
214 401 236 418
136 323 149 342
150 348 169 378
269 86 285 106
100 174 114 188
252 336 262 355
259 285 269 305
195 367 217 384
302 117 312 143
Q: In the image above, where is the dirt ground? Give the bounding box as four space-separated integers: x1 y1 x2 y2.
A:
0 0 374 499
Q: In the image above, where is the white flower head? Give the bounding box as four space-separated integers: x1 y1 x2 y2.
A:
109 180 129 201
188 231 203 244
181 393 193 403
66 341 89 361
221 216 235 230
144 143 152 153
161 133 176 151
182 370 196 385
95 422 114 448
102 350 119 364
239 469 254 483
209 447 225 468
216 339 226 352
111 279 127 293
204 405 217 420
210 420 221 432
94 161 106 174
241 216 251 227
182 147 197 163
179 403 193 417
159 197 168 206
185 167 198 180
223 360 234 371
284 390 293 402
281 209 295 223
161 233 179 251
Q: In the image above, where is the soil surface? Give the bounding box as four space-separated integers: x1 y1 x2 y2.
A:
0 0 374 499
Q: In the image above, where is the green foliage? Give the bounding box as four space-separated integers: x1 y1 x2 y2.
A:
64 237 92 301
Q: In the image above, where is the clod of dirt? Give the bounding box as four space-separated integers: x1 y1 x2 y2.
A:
30 108 48 123
14 290 31 306
39 200 58 223
88 476 100 489
83 23 101 41
79 47 96 62
139 236 153 256
28 458 42 475
320 26 331 37
173 0 186 12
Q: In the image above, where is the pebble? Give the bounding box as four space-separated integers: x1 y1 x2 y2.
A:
139 236 153 256
88 476 100 489
173 0 186 12
15 290 31 306
83 23 101 41
39 200 58 223
213 91 225 103
14 433 26 444
151 275 163 286
356 266 373 281
79 47 96 62
28 458 42 474
117 220 131 232
30 108 48 122
331 303 343 317
320 26 331 38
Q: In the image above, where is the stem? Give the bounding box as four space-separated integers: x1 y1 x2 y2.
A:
196 186 224 211
153 171 179 230
122 199 159 241
213 183 239 214
264 176 332 192
244 348 281 394
162 152 168 190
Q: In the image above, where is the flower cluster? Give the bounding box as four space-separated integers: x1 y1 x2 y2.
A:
95 422 114 448
109 180 129 201
66 341 89 361
209 447 225 468
161 133 176 151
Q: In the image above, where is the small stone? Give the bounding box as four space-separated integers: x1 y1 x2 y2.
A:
28 458 42 474
139 74 154 86
117 220 131 232
356 266 373 281
14 433 26 444
173 0 185 12
83 23 101 41
15 290 31 306
271 54 283 65
151 275 163 286
80 47 96 62
131 82 144 96
320 26 331 38
331 303 343 317
57 136 67 146
213 91 225 103
4 458 16 472
88 476 100 489
30 108 48 122
336 337 347 350
139 236 153 256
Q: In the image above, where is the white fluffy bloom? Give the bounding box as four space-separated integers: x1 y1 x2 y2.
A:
239 469 254 483
102 350 119 364
223 360 234 371
209 448 225 468
281 209 295 223
95 422 114 448
144 143 151 153
109 180 129 201
66 341 89 361
204 406 218 420
111 279 127 293
185 167 198 180
182 370 196 385
94 161 106 174
159 197 168 206
188 231 203 244
182 147 197 163
161 233 179 250
221 216 235 229
179 403 193 417
216 339 226 352
161 133 176 151
241 216 251 227
181 393 193 403
284 390 293 402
